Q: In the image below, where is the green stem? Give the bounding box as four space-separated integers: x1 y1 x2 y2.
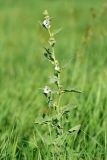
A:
47 27 62 114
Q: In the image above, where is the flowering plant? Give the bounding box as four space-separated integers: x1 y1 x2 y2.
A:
35 10 81 159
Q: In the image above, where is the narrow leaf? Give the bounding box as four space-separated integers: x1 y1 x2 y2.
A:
63 89 82 94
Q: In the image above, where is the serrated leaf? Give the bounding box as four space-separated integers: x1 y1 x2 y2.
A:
61 104 77 114
68 125 81 134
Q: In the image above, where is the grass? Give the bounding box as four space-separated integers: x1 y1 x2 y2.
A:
0 0 107 159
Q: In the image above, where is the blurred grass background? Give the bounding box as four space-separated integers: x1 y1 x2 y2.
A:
0 0 107 159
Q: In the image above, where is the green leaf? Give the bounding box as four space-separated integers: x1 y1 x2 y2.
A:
53 28 62 35
63 89 82 94
61 104 77 114
34 117 52 125
68 125 81 134
51 133 67 146
44 48 54 62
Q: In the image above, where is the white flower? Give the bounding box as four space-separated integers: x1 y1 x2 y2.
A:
43 86 51 94
55 65 60 72
42 19 50 29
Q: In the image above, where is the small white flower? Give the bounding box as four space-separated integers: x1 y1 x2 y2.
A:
43 86 51 94
42 19 50 29
55 65 60 72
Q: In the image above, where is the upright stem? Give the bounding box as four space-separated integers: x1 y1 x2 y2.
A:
47 28 62 112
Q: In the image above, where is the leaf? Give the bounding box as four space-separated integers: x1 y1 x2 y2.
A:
49 76 59 84
44 47 51 54
63 89 82 94
63 103 77 109
34 117 52 125
51 133 67 146
44 48 54 62
53 28 62 35
61 104 77 114
68 125 81 134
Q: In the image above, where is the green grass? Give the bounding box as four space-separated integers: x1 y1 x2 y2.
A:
0 0 107 159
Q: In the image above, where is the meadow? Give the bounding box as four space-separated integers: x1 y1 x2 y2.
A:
0 0 107 159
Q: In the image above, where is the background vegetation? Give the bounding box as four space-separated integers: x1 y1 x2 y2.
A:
0 0 107 159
